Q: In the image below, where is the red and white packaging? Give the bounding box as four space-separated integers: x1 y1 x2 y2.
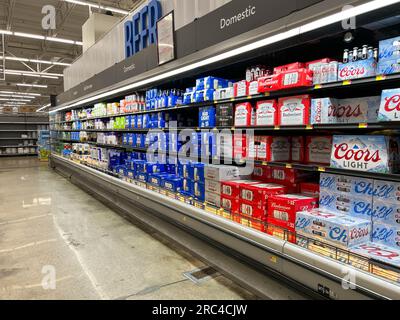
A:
291 136 305 163
248 81 259 95
300 182 320 197
270 167 313 184
305 136 333 165
279 69 314 90
278 95 311 126
205 179 221 195
257 74 281 92
267 194 318 231
222 180 261 199
234 81 249 97
235 102 254 127
255 136 291 162
274 62 305 74
255 100 278 126
219 134 233 159
306 58 332 69
221 196 240 215
240 183 286 204
233 134 248 160
240 200 267 220
252 165 271 182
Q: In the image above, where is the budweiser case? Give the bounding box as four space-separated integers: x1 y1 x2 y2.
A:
256 136 291 162
240 183 286 204
296 209 372 248
234 102 254 127
255 100 278 126
291 136 305 163
252 165 271 182
378 88 400 122
221 180 261 199
221 195 240 214
278 95 311 126
305 136 332 165
267 194 318 231
330 135 400 173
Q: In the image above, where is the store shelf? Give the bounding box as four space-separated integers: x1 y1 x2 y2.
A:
50 154 400 300
0 145 37 148
0 137 37 140
0 153 38 157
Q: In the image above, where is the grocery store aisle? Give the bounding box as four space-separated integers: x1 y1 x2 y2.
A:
0 157 259 300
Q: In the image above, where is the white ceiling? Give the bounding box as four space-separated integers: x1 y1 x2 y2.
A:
0 0 140 108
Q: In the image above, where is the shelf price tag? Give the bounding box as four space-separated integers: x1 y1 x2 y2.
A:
262 161 269 166
314 84 322 89
230 98 235 102
359 123 368 129
264 92 270 97
247 96 252 100
286 164 293 169
342 80 352 86
318 167 326 172
376 75 386 81
270 256 278 264
305 124 313 130
274 126 280 130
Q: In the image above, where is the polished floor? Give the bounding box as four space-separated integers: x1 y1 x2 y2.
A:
0 157 304 300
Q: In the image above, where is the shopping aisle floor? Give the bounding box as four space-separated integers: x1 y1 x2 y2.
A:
0 158 304 300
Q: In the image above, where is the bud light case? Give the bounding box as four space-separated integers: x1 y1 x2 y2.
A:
337 58 377 81
296 209 371 248
372 222 400 249
330 135 399 173
378 88 400 121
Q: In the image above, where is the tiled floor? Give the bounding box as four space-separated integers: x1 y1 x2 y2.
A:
0 157 304 300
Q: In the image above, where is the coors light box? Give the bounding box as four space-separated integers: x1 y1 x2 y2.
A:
378 88 400 122
330 135 400 173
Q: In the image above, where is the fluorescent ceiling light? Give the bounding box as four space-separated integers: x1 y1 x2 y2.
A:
46 37 75 44
64 0 129 15
0 30 82 45
17 83 48 88
2 69 62 79
14 32 45 40
51 0 400 113
0 55 71 66
0 30 12 35
0 98 31 102
36 103 51 112
0 94 34 99
0 91 41 96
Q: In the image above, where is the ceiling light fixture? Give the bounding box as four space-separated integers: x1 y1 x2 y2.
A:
64 0 129 15
0 91 41 96
0 30 83 45
51 0 400 113
17 83 48 88
36 103 51 112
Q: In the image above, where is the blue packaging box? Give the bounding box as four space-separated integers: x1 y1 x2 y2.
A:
192 181 205 202
126 169 135 180
178 161 191 178
182 178 192 195
188 162 205 181
199 106 216 128
136 172 148 183
132 115 138 128
122 134 129 145
133 160 146 174
377 58 400 75
162 175 182 193
379 36 400 61
136 115 143 128
148 173 169 187
196 77 230 91
143 114 151 128
145 162 166 174
129 133 136 146
372 222 400 249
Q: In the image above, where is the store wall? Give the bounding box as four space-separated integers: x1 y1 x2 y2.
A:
64 0 231 91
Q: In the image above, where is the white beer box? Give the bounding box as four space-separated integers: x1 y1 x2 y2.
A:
205 179 221 195
205 191 221 207
350 242 400 269
205 165 240 182
305 136 332 165
372 222 400 250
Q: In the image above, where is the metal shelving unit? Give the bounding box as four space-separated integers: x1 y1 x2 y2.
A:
0 114 49 157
